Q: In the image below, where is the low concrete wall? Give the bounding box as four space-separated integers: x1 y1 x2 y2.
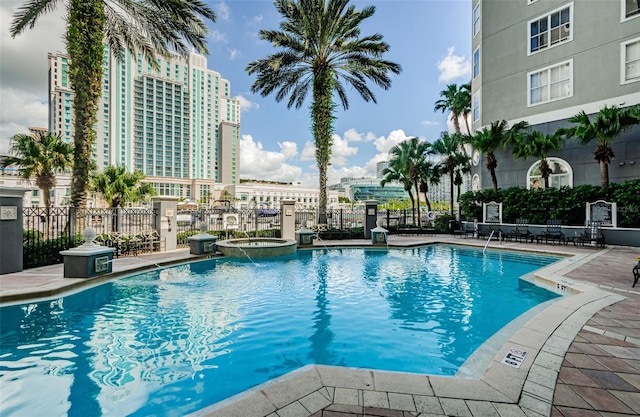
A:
474 222 640 246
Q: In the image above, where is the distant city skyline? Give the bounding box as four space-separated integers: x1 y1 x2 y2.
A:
0 0 472 187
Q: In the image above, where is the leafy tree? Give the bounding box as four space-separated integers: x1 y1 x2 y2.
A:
469 120 529 191
9 0 216 208
432 132 468 218
381 162 414 218
90 165 155 207
418 159 438 212
434 82 472 135
246 0 401 222
563 105 640 187
387 137 431 226
512 130 564 189
1 131 73 208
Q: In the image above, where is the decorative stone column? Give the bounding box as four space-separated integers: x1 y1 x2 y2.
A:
295 227 316 247
60 227 115 278
0 187 31 274
280 199 296 240
364 200 378 240
188 222 218 255
152 196 179 252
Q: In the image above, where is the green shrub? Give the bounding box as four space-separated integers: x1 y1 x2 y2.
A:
433 214 454 232
459 179 640 227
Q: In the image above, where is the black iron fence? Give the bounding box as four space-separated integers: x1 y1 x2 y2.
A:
175 208 282 247
22 206 157 268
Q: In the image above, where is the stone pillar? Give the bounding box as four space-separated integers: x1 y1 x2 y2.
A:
280 199 296 240
0 187 30 274
364 200 378 240
152 196 179 252
60 227 115 278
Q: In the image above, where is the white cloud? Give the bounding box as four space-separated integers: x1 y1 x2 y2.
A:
373 129 412 154
0 2 66 152
235 95 260 112
300 141 316 162
228 48 241 60
216 2 231 21
210 30 228 43
329 134 358 166
239 135 302 182
421 120 439 126
437 46 471 83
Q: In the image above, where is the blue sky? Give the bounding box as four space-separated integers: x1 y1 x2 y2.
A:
0 0 472 186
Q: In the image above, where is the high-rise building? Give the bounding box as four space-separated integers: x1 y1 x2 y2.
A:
470 0 639 191
48 48 240 202
376 161 389 179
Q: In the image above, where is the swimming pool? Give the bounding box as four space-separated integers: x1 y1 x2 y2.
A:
0 245 561 417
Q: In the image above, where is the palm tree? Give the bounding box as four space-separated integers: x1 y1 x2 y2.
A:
418 159 438 213
469 120 529 191
563 105 640 187
434 82 472 135
513 131 565 189
10 1 216 208
387 137 431 226
90 165 155 208
380 162 414 217
431 132 468 218
0 131 73 208
246 0 401 222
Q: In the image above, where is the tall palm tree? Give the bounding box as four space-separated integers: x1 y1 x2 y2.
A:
563 105 640 187
246 0 401 222
387 137 431 226
418 159 438 212
469 120 529 191
431 132 468 218
90 165 155 208
10 1 216 208
434 82 472 135
380 162 414 217
513 131 565 189
1 131 73 208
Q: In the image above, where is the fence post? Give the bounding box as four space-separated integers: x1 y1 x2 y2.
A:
280 200 296 240
69 206 76 242
152 196 179 251
0 187 30 274
364 200 378 240
115 207 123 233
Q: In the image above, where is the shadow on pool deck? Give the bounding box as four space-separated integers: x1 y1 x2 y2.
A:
1 236 639 417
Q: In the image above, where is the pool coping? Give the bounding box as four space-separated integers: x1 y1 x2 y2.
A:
186 245 625 417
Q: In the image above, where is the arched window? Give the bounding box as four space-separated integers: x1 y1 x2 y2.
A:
472 174 480 192
526 157 573 189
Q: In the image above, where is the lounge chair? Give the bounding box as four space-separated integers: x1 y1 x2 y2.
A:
453 221 476 238
633 262 640 288
477 225 502 240
505 219 534 243
536 219 567 245
573 222 605 248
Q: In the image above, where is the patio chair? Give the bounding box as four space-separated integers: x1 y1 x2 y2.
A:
633 262 640 288
505 219 534 243
573 222 605 248
477 224 502 240
536 219 567 245
453 221 476 238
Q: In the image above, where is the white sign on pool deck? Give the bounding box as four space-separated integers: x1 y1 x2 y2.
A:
501 348 527 368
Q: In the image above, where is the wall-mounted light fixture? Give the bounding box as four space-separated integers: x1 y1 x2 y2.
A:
630 161 636 165
619 162 625 166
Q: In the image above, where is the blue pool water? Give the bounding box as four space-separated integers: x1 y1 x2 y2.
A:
0 246 561 417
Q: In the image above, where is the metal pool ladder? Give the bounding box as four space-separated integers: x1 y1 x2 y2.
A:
483 230 495 254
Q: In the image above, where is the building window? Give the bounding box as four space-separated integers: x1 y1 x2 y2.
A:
473 47 480 79
622 37 640 83
528 60 573 106
526 157 573 190
472 174 480 192
473 3 480 37
472 91 480 122
529 3 572 54
623 0 640 20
